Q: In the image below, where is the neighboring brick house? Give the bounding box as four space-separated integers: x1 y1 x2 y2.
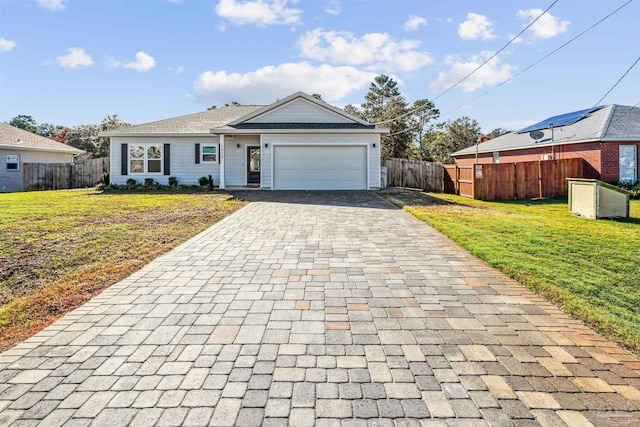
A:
452 105 640 184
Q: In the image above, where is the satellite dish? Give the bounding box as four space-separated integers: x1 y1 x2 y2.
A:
529 130 544 142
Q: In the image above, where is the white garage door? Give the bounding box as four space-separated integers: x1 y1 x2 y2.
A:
273 145 367 190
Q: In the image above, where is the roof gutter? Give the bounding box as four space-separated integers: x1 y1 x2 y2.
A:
0 144 84 154
210 128 390 135
452 137 606 157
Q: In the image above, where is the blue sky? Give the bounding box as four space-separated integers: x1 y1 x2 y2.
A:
1 0 639 132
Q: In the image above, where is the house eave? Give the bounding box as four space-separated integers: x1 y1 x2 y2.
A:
210 128 390 135
0 144 84 154
99 132 217 138
452 138 604 157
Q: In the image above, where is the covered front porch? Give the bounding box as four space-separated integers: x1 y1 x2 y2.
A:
218 134 264 190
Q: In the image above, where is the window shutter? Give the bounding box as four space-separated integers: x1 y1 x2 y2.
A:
121 143 128 175
164 144 170 175
195 143 200 164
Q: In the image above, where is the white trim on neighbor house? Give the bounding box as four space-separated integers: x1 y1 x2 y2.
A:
0 144 83 154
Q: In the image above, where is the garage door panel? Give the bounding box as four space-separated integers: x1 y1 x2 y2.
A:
274 145 367 190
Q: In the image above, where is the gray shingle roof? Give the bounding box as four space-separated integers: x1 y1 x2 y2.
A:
453 104 640 157
100 105 265 136
0 123 84 154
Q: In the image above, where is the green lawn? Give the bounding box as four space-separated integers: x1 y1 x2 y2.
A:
0 189 245 350
399 193 640 353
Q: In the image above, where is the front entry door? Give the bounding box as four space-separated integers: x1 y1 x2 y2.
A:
247 146 260 185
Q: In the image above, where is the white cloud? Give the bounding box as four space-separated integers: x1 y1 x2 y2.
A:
124 51 156 72
518 8 570 39
404 15 426 31
325 0 341 15
193 62 375 104
0 38 16 52
215 0 301 26
37 0 65 11
298 29 432 72
176 66 185 74
56 48 93 68
429 52 515 93
168 0 183 3
458 13 497 40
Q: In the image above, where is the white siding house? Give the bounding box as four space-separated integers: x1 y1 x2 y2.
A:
102 92 388 190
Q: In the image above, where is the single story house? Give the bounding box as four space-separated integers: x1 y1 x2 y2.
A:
101 92 389 190
0 123 84 192
452 104 640 183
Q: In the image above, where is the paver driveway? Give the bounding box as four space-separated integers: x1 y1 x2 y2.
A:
1 191 639 427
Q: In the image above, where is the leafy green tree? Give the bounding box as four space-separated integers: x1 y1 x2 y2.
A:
343 104 363 118
361 75 413 159
65 114 130 157
421 116 482 163
66 124 99 153
486 127 511 139
37 123 67 138
9 115 37 133
97 114 130 157
409 98 439 159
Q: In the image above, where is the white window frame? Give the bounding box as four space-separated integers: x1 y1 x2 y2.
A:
619 145 637 183
492 152 500 164
129 144 163 175
6 154 20 171
201 144 219 163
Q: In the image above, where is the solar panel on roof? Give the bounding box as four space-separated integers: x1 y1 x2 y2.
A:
517 106 605 134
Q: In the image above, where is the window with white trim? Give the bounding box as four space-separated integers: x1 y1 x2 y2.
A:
619 145 637 183
202 145 218 162
130 144 162 174
6 154 19 171
492 152 499 164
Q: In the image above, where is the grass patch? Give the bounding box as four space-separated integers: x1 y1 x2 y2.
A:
397 192 640 353
0 189 245 351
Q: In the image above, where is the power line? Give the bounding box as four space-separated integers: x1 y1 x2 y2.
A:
373 0 559 126
593 55 640 106
439 0 634 122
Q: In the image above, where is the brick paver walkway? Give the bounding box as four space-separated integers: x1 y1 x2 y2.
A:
1 191 639 426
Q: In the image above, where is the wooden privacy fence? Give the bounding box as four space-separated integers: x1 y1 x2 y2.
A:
443 158 584 201
23 157 109 191
384 158 443 192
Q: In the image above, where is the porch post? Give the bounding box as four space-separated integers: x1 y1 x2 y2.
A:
220 134 225 189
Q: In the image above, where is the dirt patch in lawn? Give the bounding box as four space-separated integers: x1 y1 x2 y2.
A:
0 189 246 351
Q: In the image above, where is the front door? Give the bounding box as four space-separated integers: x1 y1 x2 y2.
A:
247 146 260 185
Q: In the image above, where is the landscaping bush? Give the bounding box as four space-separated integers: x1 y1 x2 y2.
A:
198 176 210 187
126 178 137 188
616 181 640 199
144 178 156 188
168 176 178 187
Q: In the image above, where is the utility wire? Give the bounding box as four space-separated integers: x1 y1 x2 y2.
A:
373 0 559 126
438 0 634 122
593 55 640 106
